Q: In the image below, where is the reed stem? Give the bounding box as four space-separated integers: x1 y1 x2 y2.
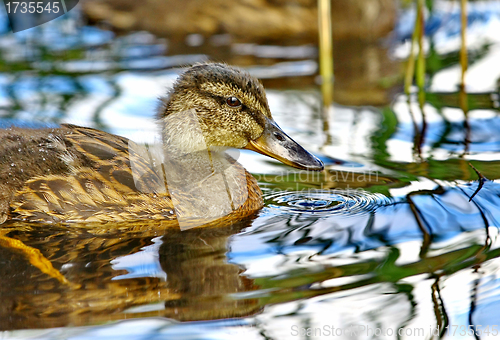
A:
404 6 420 95
318 0 334 107
460 0 468 90
416 0 426 106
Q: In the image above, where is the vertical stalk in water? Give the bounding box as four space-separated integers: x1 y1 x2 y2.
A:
460 0 469 155
431 278 450 338
404 2 421 95
318 0 334 151
318 0 333 108
416 0 426 106
460 0 468 90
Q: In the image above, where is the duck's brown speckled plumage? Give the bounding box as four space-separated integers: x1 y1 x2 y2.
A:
0 63 321 225
0 124 262 224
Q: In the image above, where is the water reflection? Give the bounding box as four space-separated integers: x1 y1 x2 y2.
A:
0 217 259 330
1 1 500 339
1 177 499 335
231 182 500 340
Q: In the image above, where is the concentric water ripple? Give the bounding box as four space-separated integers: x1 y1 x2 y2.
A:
264 190 392 216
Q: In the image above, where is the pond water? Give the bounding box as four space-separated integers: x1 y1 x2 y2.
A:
1 2 500 339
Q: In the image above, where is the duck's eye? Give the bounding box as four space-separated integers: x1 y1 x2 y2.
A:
226 96 242 108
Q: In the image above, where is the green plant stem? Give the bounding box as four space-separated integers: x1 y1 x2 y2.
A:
460 0 468 90
318 0 334 107
416 0 426 106
404 6 420 95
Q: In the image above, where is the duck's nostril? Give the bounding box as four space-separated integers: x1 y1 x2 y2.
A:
274 132 286 142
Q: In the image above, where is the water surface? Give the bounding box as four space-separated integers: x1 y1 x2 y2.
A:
1 2 500 339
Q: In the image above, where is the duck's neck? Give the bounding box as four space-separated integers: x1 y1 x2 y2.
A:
160 108 208 155
159 109 249 229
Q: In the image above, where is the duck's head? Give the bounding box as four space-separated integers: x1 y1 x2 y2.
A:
159 63 323 171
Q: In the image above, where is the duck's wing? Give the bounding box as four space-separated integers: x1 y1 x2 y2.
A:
9 125 175 223
62 124 168 195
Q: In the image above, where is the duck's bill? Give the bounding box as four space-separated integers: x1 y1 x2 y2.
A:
244 117 324 171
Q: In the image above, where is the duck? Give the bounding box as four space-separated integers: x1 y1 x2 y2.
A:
0 63 323 226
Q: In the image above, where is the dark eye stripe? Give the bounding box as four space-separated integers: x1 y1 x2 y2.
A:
199 90 264 127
